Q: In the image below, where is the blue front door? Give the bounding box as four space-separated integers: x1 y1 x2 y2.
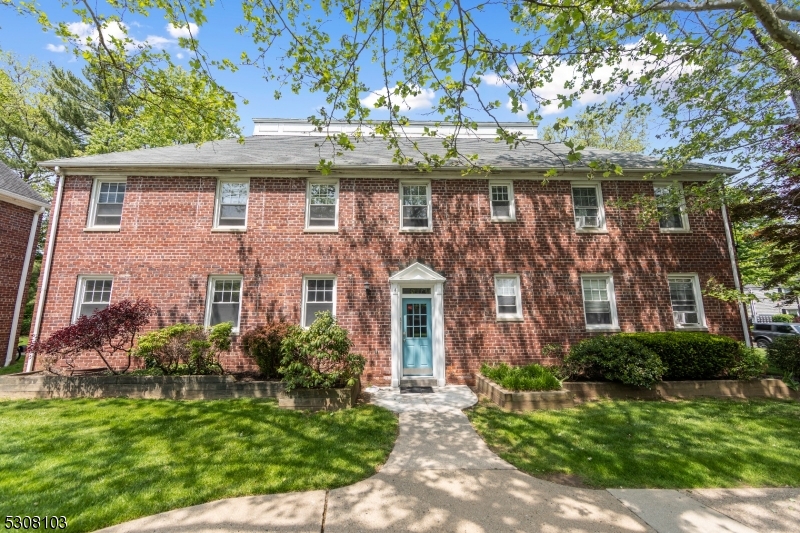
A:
403 298 433 375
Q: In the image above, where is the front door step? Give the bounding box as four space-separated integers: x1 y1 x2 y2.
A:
399 377 438 388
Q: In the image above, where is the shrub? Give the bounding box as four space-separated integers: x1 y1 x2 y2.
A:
620 332 739 380
729 346 768 380
767 335 800 377
564 335 665 388
28 299 155 374
279 311 365 391
480 362 562 391
132 322 232 375
240 321 294 378
772 314 794 323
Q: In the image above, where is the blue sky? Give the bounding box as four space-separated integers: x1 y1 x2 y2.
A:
1 2 673 151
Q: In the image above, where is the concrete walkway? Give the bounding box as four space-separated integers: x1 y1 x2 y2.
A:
96 386 800 533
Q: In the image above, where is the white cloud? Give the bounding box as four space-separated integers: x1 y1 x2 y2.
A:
143 35 173 48
166 22 199 39
46 44 66 53
360 86 436 111
64 20 179 52
176 52 184 59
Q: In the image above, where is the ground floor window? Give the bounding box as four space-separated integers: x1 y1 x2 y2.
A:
581 274 618 329
206 276 243 331
668 274 705 328
303 277 336 327
73 276 113 321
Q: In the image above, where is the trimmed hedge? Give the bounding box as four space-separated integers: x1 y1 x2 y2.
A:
564 335 666 388
767 335 800 376
620 332 740 380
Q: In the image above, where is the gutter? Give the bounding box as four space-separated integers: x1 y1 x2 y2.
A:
26 169 65 372
721 202 752 347
5 206 45 366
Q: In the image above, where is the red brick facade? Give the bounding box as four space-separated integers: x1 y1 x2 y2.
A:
30 175 744 383
0 199 40 364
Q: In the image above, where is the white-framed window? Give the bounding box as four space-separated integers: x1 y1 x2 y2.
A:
581 274 619 330
494 275 523 320
205 276 243 332
667 274 706 329
399 181 432 231
72 276 113 321
302 276 337 327
571 182 606 231
654 182 690 232
489 181 515 221
305 180 339 230
87 178 126 229
213 179 249 229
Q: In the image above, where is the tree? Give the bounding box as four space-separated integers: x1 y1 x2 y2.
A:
541 104 649 152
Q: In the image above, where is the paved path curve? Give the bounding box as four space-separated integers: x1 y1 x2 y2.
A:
96 387 799 533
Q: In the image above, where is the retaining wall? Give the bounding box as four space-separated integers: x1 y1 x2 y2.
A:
0 374 285 400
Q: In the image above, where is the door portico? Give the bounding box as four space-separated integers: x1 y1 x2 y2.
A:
389 262 446 387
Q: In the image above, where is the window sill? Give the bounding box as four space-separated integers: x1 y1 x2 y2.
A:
496 316 524 322
586 326 621 333
659 228 692 234
675 326 708 332
304 227 339 233
84 226 120 232
575 229 609 234
211 228 247 233
491 217 517 223
400 228 433 233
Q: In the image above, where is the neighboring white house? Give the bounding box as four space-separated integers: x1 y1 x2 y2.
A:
744 285 800 322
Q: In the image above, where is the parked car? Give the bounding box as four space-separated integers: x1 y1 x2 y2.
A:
751 322 800 348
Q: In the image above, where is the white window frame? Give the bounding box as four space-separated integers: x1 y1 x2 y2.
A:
489 181 516 222
580 274 620 331
667 273 707 330
72 275 114 323
494 274 523 321
301 275 338 328
571 182 607 232
86 177 126 231
654 182 691 233
399 180 433 232
205 275 244 333
213 178 250 231
305 179 340 232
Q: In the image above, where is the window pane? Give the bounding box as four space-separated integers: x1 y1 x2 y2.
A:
94 183 124 226
210 303 239 326
210 279 241 327
583 278 613 325
80 303 109 317
310 184 336 204
79 279 112 317
219 205 247 226
669 278 699 325
309 205 336 226
655 186 685 229
222 182 249 204
305 302 333 327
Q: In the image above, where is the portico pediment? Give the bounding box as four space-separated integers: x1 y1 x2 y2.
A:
389 262 446 283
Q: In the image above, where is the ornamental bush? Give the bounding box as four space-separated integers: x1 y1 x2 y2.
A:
132 322 232 375
564 335 666 388
480 362 562 391
619 332 740 380
729 346 768 380
767 335 800 377
240 321 294 378
28 299 155 374
772 314 795 323
279 311 365 391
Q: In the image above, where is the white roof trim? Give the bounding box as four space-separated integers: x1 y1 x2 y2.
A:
0 189 50 210
389 262 447 282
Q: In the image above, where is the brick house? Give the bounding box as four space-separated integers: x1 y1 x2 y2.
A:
0 162 49 368
28 120 748 385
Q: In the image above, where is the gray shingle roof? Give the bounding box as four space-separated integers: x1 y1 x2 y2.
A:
39 135 737 174
0 161 49 205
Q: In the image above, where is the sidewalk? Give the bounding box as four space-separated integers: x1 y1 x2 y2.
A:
96 386 799 532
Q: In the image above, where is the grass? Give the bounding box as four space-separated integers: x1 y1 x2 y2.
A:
481 362 561 391
0 398 398 532
0 336 27 375
467 398 800 489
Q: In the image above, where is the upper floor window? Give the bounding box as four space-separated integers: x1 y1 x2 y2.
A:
306 180 339 230
494 275 523 320
87 178 126 229
73 276 113 321
581 274 619 330
302 277 336 327
655 182 690 232
489 181 516 221
668 274 706 329
205 276 243 332
214 179 249 229
571 183 606 231
400 182 432 231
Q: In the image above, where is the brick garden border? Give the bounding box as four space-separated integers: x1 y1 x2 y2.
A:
277 379 361 412
476 374 799 411
0 374 285 400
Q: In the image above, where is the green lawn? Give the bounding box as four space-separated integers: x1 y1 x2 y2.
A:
467 398 800 489
0 337 27 375
0 398 397 532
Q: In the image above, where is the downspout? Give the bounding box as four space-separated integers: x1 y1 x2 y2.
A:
26 169 64 372
721 202 752 347
5 206 45 366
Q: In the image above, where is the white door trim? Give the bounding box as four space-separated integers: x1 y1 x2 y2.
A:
389 263 446 387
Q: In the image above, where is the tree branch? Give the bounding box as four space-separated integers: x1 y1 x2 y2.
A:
650 1 800 22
